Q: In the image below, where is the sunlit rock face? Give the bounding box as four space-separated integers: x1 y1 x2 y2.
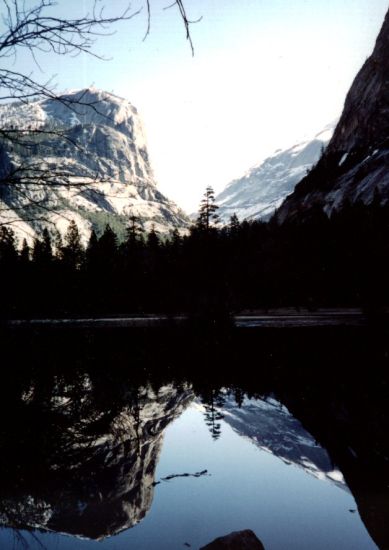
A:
219 396 346 488
0 88 189 245
277 8 389 222
0 381 193 540
215 123 334 223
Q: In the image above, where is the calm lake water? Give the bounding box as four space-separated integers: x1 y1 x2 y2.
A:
0 324 387 549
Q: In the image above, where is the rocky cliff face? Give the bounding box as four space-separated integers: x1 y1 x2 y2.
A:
0 88 189 244
277 8 389 222
215 124 334 223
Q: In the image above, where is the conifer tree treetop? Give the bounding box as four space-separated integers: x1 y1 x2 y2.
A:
196 186 220 232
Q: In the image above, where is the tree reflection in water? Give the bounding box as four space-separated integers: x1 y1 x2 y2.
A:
0 359 193 539
0 323 388 548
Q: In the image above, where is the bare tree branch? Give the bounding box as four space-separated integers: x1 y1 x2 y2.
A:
143 0 151 41
0 0 195 234
164 0 202 56
0 0 137 61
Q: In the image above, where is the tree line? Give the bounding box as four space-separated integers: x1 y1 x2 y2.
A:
0 187 388 318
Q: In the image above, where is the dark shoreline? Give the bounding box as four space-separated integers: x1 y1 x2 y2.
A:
2 308 381 328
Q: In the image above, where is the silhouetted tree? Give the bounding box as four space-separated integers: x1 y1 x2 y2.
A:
1 196 389 317
98 224 118 258
0 226 17 264
53 230 63 260
169 228 182 249
203 390 225 441
124 215 143 249
229 213 240 234
147 224 160 250
196 186 220 232
32 228 52 265
85 229 99 271
19 239 30 265
61 220 84 270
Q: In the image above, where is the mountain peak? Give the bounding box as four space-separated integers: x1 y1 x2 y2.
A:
326 9 389 155
0 88 189 244
215 122 335 223
277 7 389 222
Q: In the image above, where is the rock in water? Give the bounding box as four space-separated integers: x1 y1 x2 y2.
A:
200 529 265 550
0 87 189 244
277 8 389 222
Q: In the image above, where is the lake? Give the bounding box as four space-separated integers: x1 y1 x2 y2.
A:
0 323 387 549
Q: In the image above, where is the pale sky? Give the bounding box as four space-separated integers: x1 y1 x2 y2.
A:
3 0 389 212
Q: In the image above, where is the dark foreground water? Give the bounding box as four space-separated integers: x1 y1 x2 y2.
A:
0 323 388 549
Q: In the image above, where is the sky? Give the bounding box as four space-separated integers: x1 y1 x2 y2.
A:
3 0 389 212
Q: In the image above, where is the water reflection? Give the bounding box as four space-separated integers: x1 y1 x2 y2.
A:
0 325 387 549
0 374 193 539
216 395 346 487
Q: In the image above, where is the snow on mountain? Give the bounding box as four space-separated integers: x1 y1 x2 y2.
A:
277 7 389 222
0 88 189 245
219 395 346 488
215 123 335 224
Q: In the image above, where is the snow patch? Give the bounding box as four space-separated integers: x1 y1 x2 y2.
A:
216 121 336 223
339 153 348 166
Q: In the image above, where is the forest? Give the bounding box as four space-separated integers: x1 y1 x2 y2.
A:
0 188 388 318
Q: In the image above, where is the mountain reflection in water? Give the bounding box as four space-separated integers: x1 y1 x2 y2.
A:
0 380 193 539
0 324 388 549
218 396 346 488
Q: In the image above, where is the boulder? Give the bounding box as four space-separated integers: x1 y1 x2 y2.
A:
200 529 265 550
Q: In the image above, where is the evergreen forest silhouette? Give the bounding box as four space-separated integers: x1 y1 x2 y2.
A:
0 189 388 318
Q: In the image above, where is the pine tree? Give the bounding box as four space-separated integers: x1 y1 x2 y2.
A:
0 226 17 265
121 215 144 264
98 224 118 258
62 220 84 269
42 228 53 262
32 228 52 265
203 391 225 441
229 213 240 235
147 224 160 250
86 229 99 271
53 230 63 261
170 228 181 247
196 186 220 231
20 239 30 265
32 238 43 264
126 215 143 246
